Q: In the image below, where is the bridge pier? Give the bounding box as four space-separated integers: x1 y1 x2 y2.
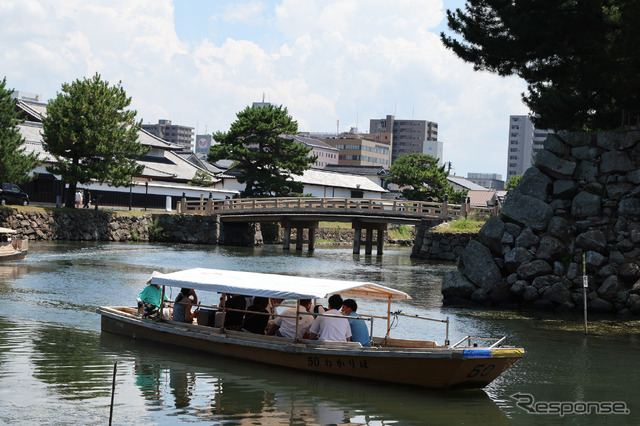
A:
353 220 387 255
282 219 318 251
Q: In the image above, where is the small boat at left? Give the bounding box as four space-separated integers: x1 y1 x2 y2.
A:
0 227 28 261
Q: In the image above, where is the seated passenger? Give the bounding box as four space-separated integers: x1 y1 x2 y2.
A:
223 294 246 330
137 272 169 317
266 298 284 328
173 288 199 323
341 299 369 347
242 297 269 334
307 294 351 342
267 299 313 338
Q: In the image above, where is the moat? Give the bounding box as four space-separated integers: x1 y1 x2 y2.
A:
0 241 637 424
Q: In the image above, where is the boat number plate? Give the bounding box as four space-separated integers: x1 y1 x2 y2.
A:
307 356 369 369
466 364 495 378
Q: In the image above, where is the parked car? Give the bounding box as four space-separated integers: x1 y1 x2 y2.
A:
0 183 29 206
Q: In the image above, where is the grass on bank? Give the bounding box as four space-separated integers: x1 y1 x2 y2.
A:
1 205 166 216
387 225 414 240
433 218 484 233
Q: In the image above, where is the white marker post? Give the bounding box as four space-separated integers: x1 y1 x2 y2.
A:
582 253 588 335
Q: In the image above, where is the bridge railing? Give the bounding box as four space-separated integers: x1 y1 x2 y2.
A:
176 196 500 220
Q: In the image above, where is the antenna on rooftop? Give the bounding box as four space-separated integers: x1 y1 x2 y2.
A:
262 92 265 102
336 119 339 136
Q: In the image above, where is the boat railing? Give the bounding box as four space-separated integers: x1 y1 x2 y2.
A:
392 311 450 346
452 335 508 348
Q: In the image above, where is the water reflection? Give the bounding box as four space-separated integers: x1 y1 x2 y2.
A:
30 323 112 399
100 334 509 425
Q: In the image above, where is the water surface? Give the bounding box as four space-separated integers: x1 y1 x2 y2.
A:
0 241 637 425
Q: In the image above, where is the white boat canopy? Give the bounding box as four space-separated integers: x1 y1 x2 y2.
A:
151 268 411 301
0 228 17 234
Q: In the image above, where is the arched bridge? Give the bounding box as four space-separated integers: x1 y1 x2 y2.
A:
177 197 498 255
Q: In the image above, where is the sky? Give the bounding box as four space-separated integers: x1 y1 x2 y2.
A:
1 0 529 178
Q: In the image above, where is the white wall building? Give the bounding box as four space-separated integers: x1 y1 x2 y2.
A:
506 115 552 180
422 139 443 165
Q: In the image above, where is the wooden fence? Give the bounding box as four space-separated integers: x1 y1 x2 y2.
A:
176 197 500 221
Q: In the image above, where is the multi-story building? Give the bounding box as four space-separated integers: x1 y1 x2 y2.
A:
506 115 552 180
467 173 504 190
290 135 339 169
142 119 194 153
319 133 391 169
369 115 440 163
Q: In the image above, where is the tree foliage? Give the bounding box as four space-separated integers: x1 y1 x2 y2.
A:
441 0 640 131
189 169 215 187
42 74 147 207
208 104 315 197
505 174 522 194
0 77 41 183
387 153 467 202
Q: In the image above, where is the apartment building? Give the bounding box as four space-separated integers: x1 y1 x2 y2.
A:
319 133 391 169
506 115 552 180
369 115 440 163
290 135 339 169
142 119 194 153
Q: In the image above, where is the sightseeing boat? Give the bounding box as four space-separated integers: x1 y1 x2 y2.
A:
97 268 525 389
0 227 28 261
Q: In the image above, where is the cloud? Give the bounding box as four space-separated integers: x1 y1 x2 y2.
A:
1 0 527 177
216 0 266 25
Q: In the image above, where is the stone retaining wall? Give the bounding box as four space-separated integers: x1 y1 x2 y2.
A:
412 228 475 261
0 208 220 244
442 130 640 316
0 208 415 248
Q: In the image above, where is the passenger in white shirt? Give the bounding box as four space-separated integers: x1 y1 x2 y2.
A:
267 299 313 338
307 294 352 342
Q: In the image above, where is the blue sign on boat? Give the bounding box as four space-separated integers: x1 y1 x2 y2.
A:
462 349 491 359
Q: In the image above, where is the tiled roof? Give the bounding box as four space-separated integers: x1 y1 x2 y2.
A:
448 175 486 191
293 169 386 192
291 135 338 150
16 100 46 121
17 121 215 183
137 149 218 182
322 165 390 176
467 189 497 207
138 129 183 150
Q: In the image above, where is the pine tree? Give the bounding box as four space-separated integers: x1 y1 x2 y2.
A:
441 0 640 131
208 104 316 197
0 77 41 183
42 74 147 208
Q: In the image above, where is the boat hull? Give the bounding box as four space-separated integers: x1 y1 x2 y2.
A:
98 307 524 389
0 250 27 261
